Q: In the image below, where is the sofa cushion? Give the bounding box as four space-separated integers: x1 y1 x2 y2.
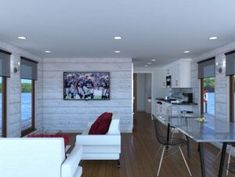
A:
89 112 112 134
28 134 70 145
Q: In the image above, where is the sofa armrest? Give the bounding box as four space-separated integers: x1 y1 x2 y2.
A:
107 118 120 134
76 135 121 146
61 145 83 177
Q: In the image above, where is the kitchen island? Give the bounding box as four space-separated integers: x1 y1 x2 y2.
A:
154 98 198 117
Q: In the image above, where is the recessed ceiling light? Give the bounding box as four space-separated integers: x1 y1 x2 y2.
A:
184 50 190 54
44 50 52 54
114 36 122 40
209 36 218 40
147 62 152 65
151 59 156 61
17 36 27 40
144 65 148 67
114 50 120 54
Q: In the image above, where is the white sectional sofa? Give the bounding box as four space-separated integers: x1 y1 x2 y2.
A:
76 112 121 161
0 138 82 177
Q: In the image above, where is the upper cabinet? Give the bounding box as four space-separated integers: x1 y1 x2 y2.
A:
163 59 192 88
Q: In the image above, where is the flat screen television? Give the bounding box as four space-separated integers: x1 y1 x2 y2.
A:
63 72 110 100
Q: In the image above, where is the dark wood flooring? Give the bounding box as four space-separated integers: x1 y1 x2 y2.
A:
78 112 235 177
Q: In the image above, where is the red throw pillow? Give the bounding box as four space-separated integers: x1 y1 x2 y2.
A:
89 112 112 134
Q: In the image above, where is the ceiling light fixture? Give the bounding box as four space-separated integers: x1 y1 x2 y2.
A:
114 36 122 40
147 62 152 65
17 36 27 40
144 65 148 67
184 50 190 54
114 50 120 54
209 36 218 40
151 59 156 61
45 50 52 54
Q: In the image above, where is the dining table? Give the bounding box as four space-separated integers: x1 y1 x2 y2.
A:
155 114 235 177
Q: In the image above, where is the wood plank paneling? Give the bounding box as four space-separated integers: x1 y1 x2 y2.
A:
42 58 133 133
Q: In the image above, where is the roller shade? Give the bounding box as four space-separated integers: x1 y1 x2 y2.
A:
0 49 11 77
20 57 38 80
225 50 235 76
198 57 215 79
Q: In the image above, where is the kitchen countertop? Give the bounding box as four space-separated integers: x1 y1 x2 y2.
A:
155 98 198 105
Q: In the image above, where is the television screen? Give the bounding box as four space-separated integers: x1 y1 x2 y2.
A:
63 72 110 100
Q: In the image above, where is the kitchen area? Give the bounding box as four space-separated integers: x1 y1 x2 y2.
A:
153 59 198 118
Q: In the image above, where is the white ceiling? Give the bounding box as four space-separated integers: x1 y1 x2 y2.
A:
0 0 235 66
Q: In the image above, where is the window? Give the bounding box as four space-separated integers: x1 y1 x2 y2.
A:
226 50 235 122
0 50 10 137
21 79 34 132
20 57 38 136
0 77 2 136
201 77 215 115
0 77 7 137
229 76 235 122
198 57 215 116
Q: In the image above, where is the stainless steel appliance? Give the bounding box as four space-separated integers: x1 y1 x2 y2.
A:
183 93 193 103
166 75 171 87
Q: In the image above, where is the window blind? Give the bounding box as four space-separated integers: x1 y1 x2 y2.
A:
20 57 38 80
198 57 215 79
0 49 11 77
225 50 235 76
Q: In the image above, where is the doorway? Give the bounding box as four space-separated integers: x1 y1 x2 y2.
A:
133 73 152 114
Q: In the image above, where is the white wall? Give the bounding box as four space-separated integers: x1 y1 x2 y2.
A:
0 41 43 137
42 58 133 133
145 74 152 113
136 74 146 111
135 73 152 113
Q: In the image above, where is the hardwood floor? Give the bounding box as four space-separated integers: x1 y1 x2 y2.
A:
80 112 235 177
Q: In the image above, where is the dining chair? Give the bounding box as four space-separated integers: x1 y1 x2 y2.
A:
164 110 192 159
226 143 235 176
153 118 192 176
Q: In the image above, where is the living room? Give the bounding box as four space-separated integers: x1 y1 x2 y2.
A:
1 1 235 177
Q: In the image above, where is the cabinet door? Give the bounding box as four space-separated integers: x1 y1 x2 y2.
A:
156 102 160 115
171 60 191 88
178 61 191 88
156 101 163 115
171 106 180 116
161 102 171 115
171 64 180 88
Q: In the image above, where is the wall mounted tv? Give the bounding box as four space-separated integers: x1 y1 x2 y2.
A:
63 72 110 100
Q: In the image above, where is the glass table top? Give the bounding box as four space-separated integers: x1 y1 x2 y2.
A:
155 115 235 142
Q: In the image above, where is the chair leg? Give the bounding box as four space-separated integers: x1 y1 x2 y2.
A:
216 149 222 159
179 146 192 177
226 147 233 176
186 136 191 159
117 159 120 168
157 146 166 177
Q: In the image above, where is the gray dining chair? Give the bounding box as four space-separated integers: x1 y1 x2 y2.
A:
153 118 192 176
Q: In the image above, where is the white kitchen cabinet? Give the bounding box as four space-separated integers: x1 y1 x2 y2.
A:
171 59 191 88
163 59 192 88
156 100 171 116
